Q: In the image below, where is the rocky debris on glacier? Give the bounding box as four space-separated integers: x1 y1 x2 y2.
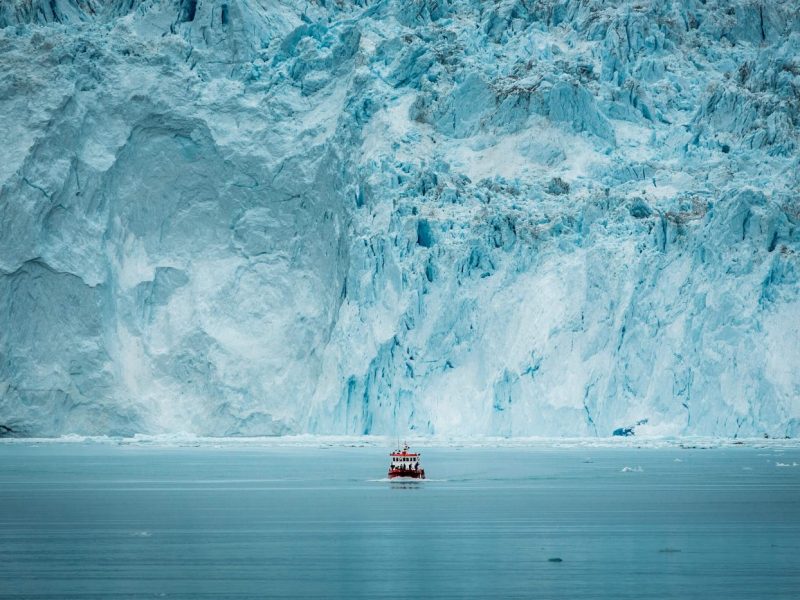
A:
0 0 798 438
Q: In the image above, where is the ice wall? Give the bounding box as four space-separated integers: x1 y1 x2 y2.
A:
0 0 798 437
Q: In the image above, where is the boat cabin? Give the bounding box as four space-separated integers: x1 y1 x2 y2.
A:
390 447 420 470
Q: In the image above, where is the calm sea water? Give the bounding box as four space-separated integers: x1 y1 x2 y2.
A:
0 443 798 599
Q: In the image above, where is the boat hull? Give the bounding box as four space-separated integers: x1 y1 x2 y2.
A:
387 469 425 479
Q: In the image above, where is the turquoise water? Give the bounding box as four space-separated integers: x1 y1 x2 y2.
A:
1 444 798 599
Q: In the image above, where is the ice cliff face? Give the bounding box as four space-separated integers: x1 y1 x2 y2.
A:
1 0 799 437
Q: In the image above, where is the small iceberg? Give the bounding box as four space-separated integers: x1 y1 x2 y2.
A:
130 531 152 537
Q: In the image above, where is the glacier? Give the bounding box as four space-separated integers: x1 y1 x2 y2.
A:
0 0 799 438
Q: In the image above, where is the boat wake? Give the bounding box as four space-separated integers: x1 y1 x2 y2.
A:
367 477 448 483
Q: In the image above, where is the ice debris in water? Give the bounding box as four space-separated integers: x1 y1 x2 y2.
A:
621 466 644 473
0 0 799 438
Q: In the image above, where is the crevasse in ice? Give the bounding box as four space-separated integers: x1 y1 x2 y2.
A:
0 0 798 437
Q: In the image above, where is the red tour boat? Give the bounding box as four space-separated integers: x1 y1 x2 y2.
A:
388 442 426 479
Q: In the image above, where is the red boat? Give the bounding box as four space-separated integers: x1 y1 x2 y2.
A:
388 442 425 479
